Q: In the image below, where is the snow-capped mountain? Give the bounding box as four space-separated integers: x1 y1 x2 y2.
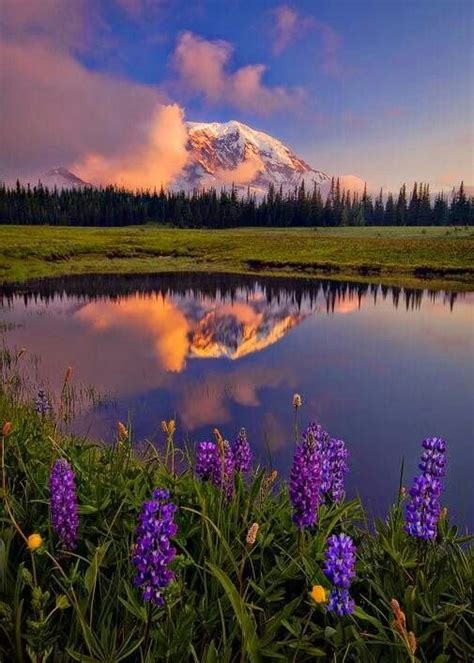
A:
173 120 330 193
43 167 91 189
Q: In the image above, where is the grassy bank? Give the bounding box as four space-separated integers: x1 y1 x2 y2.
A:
1 225 473 290
0 354 472 661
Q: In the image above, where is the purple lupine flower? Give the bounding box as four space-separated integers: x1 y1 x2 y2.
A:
324 533 356 616
303 422 349 503
405 475 443 540
289 432 322 529
49 459 79 550
323 438 349 502
196 441 219 480
35 389 50 416
131 488 177 606
232 428 252 473
419 437 447 477
405 437 447 540
195 440 235 499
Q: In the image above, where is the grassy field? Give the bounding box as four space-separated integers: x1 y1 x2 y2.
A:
1 224 473 290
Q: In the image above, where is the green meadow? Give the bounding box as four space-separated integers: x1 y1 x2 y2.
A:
1 225 473 290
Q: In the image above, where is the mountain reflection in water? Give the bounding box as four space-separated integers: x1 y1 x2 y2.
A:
1 273 472 523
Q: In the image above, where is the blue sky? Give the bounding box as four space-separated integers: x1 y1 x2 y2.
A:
1 0 473 190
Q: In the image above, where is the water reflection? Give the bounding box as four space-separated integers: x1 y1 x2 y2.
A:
1 274 473 524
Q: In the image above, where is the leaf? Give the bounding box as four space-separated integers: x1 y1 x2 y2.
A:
207 562 262 663
84 541 111 593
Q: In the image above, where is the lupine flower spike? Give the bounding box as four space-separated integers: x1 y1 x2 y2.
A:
289 430 322 528
196 440 235 499
132 488 177 606
50 459 79 551
303 422 349 503
405 437 447 540
324 533 356 615
35 389 50 416
232 427 252 473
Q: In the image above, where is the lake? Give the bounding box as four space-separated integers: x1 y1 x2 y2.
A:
1 273 473 527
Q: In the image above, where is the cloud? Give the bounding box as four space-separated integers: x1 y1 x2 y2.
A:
74 103 189 189
314 21 347 79
214 153 264 186
0 39 155 177
0 0 92 52
272 5 315 55
172 31 303 114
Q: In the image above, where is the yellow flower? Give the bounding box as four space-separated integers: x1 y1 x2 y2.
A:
167 419 176 435
310 585 327 604
27 533 43 552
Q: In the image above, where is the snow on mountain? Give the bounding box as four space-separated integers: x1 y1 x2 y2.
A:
44 122 364 195
172 120 330 193
43 167 91 189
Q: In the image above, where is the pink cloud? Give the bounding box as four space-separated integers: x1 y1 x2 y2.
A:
74 103 189 189
0 38 189 185
272 5 315 55
172 31 303 114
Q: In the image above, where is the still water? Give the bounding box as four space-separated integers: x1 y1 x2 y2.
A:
1 273 473 526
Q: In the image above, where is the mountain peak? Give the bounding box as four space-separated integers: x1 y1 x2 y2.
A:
44 167 90 188
175 120 330 193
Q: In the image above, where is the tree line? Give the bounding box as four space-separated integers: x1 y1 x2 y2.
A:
0 178 471 227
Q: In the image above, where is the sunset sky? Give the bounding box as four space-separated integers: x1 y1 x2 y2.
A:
1 0 473 191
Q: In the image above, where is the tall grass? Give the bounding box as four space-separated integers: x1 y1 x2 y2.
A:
0 359 472 661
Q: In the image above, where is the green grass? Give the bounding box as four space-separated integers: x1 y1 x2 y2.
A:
1 225 473 290
0 351 473 661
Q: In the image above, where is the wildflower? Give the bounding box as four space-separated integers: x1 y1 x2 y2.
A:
196 441 219 481
232 428 252 473
293 393 302 409
262 469 278 492
408 632 417 655
27 533 43 552
405 474 442 540
118 421 128 438
323 437 349 502
196 440 235 498
162 419 175 435
2 422 11 437
131 488 177 606
35 389 50 416
289 432 322 529
419 437 447 477
246 522 259 545
303 422 349 503
213 428 224 453
49 459 79 550
64 367 73 383
324 533 356 616
391 599 406 633
405 437 447 540
391 598 417 655
310 585 327 604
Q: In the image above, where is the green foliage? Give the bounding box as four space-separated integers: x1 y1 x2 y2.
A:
0 378 472 661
